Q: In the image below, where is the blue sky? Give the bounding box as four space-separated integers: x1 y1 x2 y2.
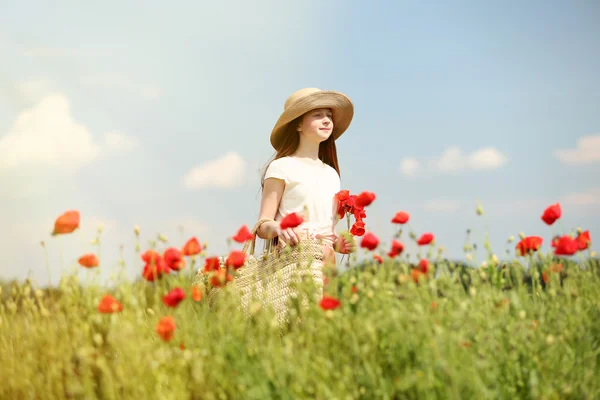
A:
1 1 598 286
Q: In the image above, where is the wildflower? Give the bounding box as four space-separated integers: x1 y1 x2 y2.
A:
191 286 203 302
232 225 254 243
158 234 168 243
354 191 376 207
51 210 80 235
351 285 358 293
163 247 186 271
97 294 123 313
411 260 429 283
575 230 591 250
515 236 543 256
162 287 186 308
552 235 579 256
202 256 221 273
78 253 99 268
156 316 176 342
319 295 341 310
141 249 168 279
360 232 379 251
476 203 484 216
507 236 515 243
387 239 404 258
373 254 383 264
350 220 365 236
391 211 409 224
134 225 140 236
417 259 429 274
280 212 304 229
541 203 561 225
225 250 247 269
210 269 232 287
182 237 202 256
416 233 434 246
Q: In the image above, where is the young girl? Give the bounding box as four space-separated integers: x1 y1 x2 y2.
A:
255 87 356 269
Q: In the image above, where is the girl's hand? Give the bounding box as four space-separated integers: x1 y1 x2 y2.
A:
279 227 302 246
335 232 356 254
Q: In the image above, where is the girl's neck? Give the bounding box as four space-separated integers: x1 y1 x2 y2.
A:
292 138 320 160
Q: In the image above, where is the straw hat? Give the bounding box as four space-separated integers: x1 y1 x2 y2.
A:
270 87 354 151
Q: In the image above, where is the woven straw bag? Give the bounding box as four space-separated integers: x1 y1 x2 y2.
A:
193 218 326 326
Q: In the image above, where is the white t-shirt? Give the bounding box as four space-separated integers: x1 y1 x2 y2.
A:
264 156 340 241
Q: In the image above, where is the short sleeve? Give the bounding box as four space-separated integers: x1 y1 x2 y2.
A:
264 160 288 183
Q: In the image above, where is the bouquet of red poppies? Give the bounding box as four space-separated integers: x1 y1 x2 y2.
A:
335 190 376 236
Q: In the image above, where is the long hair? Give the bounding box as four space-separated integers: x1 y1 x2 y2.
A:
260 114 341 190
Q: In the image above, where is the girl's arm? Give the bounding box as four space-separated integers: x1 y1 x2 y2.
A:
257 178 302 245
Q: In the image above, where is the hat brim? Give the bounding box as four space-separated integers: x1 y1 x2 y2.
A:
270 91 354 151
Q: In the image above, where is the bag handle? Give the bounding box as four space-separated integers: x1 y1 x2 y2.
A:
242 218 275 255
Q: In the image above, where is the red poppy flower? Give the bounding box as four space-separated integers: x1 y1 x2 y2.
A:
416 233 434 246
280 212 304 230
98 294 123 313
182 237 202 256
355 191 376 207
191 286 203 302
417 259 429 274
391 211 409 224
78 253 99 268
319 295 341 310
225 250 247 269
552 235 579 256
162 287 186 307
350 220 365 236
360 232 379 251
156 316 176 341
164 247 186 271
142 262 166 281
541 203 561 225
387 240 404 258
576 230 591 250
51 210 80 235
373 255 383 264
232 225 254 243
515 236 543 256
203 256 221 273
210 269 233 287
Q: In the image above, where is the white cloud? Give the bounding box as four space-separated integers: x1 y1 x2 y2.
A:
554 134 600 165
0 93 100 169
401 146 507 177
103 131 139 151
399 157 420 177
141 87 161 100
182 152 246 189
562 188 600 206
0 93 139 170
424 199 460 212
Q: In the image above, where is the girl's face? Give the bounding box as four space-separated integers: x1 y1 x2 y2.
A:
298 108 334 144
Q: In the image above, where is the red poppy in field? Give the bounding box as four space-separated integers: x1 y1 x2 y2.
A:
417 259 429 274
360 232 379 251
97 294 123 313
225 250 246 269
182 237 202 256
232 225 254 243
280 212 304 230
162 287 186 308
202 256 221 273
552 235 579 256
541 203 561 225
78 253 99 268
515 236 543 256
416 233 434 246
156 316 176 342
164 247 186 271
373 254 383 264
209 269 233 287
576 230 591 250
387 240 404 258
350 220 365 236
355 191 376 208
51 210 80 235
191 286 203 302
391 211 410 224
319 295 341 310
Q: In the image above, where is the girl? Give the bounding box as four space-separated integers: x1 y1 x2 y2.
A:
255 87 356 268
